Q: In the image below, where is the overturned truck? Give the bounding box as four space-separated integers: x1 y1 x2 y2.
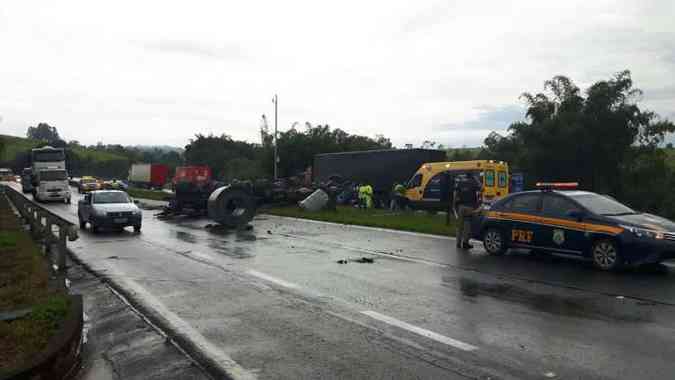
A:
158 166 257 228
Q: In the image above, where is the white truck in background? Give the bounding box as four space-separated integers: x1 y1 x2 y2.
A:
30 146 71 203
128 163 169 189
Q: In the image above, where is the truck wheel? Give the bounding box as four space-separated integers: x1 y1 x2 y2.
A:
134 225 141 233
592 239 622 271
91 224 99 234
78 215 86 229
483 227 507 256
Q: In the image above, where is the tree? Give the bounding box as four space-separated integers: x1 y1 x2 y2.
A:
27 123 61 142
482 70 675 217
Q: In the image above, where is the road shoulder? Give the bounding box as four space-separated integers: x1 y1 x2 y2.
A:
67 256 209 380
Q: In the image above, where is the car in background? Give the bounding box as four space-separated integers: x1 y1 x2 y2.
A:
79 176 100 193
474 183 675 271
0 168 15 181
20 168 33 193
78 190 142 233
101 179 128 191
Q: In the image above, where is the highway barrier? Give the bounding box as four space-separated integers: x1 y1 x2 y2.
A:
1 184 78 289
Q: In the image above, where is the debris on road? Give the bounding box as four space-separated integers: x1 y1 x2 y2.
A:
299 188 329 212
336 257 375 264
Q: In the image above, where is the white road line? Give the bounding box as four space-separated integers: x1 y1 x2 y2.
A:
361 310 478 352
247 270 300 289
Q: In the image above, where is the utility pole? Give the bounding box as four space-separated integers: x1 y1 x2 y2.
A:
273 94 278 180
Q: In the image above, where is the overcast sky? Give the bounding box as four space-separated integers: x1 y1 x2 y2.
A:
1 1 674 148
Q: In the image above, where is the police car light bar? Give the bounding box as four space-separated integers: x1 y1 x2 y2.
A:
535 182 579 190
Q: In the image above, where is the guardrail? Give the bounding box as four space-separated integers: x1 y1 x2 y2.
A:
1 184 78 288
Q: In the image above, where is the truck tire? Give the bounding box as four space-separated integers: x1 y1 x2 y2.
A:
207 186 256 228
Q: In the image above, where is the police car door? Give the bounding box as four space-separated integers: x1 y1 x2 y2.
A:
538 193 585 254
503 193 541 248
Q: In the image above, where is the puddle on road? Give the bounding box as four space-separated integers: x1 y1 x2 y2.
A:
175 231 197 244
205 236 255 259
455 277 651 323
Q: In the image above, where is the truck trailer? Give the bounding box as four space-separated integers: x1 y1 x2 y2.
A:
129 163 169 188
312 149 447 206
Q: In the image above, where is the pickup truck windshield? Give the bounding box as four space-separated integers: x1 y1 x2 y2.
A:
93 192 130 204
39 170 67 181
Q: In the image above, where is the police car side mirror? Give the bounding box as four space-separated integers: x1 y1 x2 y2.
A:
566 210 585 221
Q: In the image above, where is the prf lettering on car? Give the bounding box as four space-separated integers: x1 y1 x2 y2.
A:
511 229 533 243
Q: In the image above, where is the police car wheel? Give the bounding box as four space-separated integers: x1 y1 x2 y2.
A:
592 239 622 271
483 228 506 256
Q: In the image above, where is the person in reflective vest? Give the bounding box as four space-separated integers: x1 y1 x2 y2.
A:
361 184 373 209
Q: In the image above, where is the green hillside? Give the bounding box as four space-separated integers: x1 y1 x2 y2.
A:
0 134 130 178
0 135 41 162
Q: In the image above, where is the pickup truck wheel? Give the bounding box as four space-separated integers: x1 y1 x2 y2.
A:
133 225 141 233
91 224 99 234
78 215 86 229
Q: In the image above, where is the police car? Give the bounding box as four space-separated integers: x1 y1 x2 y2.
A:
473 183 675 270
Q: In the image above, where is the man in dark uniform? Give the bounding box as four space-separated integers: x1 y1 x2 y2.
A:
452 174 482 249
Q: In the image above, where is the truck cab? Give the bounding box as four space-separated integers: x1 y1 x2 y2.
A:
34 169 71 203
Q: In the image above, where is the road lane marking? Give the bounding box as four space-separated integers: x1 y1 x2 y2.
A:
247 270 300 289
361 310 478 352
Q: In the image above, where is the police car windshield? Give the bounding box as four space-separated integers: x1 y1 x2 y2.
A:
570 193 636 216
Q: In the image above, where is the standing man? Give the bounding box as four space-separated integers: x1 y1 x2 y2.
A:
453 174 482 249
363 183 374 209
390 182 407 211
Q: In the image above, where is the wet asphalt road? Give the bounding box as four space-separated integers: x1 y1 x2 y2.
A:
28 188 675 379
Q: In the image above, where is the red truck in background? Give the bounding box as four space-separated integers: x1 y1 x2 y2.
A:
129 163 169 188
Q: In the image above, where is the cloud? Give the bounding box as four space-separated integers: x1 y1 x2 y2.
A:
141 40 247 61
438 105 525 132
644 85 675 101
400 1 459 34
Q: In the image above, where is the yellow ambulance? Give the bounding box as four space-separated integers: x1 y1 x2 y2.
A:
404 160 510 210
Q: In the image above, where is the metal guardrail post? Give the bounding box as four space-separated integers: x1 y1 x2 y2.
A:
2 184 78 289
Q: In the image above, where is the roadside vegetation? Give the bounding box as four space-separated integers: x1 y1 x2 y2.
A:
127 187 173 201
263 205 459 237
0 194 70 371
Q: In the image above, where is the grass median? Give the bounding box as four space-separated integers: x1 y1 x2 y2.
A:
262 205 459 237
0 194 70 372
127 187 173 201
